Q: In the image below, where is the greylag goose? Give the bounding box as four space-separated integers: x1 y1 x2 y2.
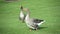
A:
25 9 45 30
19 6 25 22
19 6 29 22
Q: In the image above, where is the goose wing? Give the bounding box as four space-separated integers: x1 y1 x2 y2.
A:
33 19 44 23
31 18 44 26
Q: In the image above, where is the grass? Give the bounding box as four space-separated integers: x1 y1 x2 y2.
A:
0 0 60 34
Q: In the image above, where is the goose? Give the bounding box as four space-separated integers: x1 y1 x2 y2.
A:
25 9 45 30
19 6 25 22
19 6 29 22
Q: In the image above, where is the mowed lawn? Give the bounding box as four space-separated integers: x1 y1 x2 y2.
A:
0 0 60 34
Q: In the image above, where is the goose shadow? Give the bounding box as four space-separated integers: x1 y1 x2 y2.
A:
38 27 47 30
31 27 47 30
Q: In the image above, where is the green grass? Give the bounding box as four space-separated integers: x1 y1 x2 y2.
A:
0 0 60 34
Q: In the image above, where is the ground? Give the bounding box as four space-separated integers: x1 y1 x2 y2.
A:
0 0 60 34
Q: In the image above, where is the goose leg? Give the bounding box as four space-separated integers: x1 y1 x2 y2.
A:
19 17 25 23
34 25 38 30
22 19 25 23
29 28 32 31
35 28 38 30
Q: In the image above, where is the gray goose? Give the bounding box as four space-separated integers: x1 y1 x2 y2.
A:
19 6 25 22
19 6 29 22
25 9 45 30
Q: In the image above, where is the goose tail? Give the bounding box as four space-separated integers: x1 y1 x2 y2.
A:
38 20 45 26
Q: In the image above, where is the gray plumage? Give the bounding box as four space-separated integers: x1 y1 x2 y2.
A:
25 10 45 30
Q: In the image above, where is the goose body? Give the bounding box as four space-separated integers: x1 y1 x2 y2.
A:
20 10 24 20
19 6 25 22
25 10 45 30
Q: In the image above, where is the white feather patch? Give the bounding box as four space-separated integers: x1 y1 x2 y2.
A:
38 20 45 26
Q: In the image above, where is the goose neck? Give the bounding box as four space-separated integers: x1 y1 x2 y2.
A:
25 12 30 21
